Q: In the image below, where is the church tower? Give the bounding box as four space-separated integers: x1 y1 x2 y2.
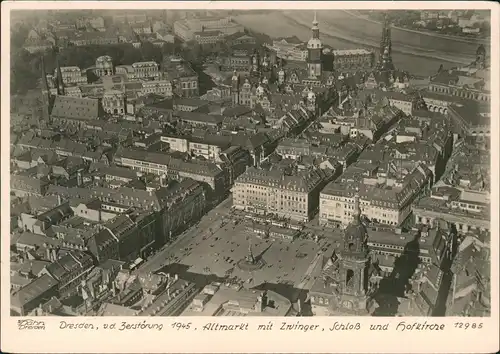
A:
381 45 395 71
40 56 53 121
231 70 240 106
55 56 65 96
475 44 486 69
378 13 393 70
337 189 371 313
307 11 322 79
251 49 261 76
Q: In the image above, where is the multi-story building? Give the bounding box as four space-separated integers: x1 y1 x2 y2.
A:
56 66 87 85
157 178 207 244
69 30 119 46
193 30 225 44
447 100 490 139
76 16 106 31
173 98 210 112
173 16 244 42
163 56 199 98
220 53 252 73
11 274 59 316
50 96 101 128
267 36 308 62
114 148 229 197
331 49 374 71
182 283 293 316
385 91 418 116
102 90 126 115
413 189 490 234
428 47 490 103
39 251 94 298
138 274 199 316
140 79 173 97
23 38 54 53
319 164 432 227
447 233 490 316
131 61 160 80
232 167 330 222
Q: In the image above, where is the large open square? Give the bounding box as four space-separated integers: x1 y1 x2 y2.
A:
175 220 327 288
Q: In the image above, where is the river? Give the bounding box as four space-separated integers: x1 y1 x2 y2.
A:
233 11 488 77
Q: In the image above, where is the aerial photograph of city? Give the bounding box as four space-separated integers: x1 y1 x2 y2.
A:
8 8 491 318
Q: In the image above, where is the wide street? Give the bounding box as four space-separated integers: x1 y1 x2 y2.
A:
135 195 234 275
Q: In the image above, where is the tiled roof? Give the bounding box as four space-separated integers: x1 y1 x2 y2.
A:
51 96 99 121
176 111 224 125
11 274 59 308
236 166 327 193
11 174 48 194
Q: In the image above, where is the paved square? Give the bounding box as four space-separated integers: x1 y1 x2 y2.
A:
178 220 324 288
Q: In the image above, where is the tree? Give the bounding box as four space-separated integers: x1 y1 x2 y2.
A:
11 23 30 49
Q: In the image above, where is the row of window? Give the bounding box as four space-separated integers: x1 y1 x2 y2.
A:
181 81 198 89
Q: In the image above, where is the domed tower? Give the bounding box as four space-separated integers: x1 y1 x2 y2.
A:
307 11 323 78
336 188 371 313
231 70 240 106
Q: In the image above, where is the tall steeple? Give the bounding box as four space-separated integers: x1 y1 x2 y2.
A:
56 56 65 96
312 11 320 39
40 56 50 95
307 11 323 79
40 56 52 121
378 13 394 70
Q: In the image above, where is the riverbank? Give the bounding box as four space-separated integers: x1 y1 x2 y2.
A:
344 10 491 46
233 12 476 77
282 11 475 65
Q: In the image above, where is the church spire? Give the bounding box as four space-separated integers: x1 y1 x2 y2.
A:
312 11 320 39
40 56 49 94
56 55 65 96
378 14 394 70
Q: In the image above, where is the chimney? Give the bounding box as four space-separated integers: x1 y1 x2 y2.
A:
174 274 178 281
51 248 57 262
57 194 62 206
46 247 51 261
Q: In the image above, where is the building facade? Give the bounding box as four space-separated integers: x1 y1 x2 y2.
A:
232 167 328 222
